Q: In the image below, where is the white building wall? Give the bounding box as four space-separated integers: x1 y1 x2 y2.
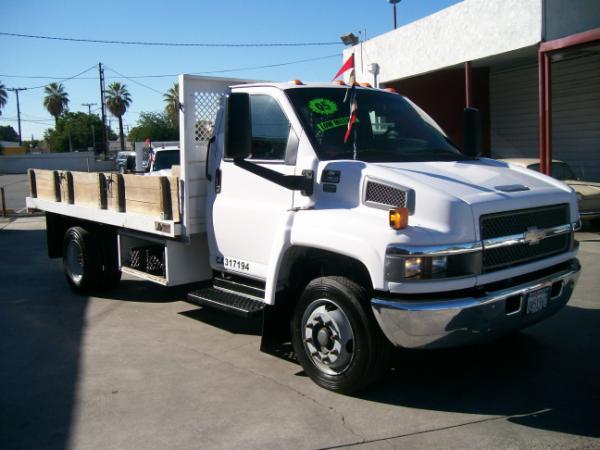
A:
346 0 543 85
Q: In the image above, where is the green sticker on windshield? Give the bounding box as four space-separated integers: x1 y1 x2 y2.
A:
308 98 338 116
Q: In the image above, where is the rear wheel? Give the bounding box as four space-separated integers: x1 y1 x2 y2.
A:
63 227 101 294
291 276 391 394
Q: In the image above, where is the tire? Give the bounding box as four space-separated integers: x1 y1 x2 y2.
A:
63 226 102 294
291 276 392 394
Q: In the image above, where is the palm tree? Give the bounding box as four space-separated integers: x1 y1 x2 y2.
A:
164 82 179 124
43 82 69 126
106 82 132 152
0 81 8 116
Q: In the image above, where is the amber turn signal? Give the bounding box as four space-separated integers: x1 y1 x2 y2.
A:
389 208 409 230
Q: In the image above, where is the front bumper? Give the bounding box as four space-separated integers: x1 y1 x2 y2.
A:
371 259 580 349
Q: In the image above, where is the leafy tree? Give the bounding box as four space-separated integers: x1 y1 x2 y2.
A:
106 82 132 152
0 125 19 142
0 81 7 116
128 112 178 144
44 112 115 152
43 82 69 126
164 82 179 125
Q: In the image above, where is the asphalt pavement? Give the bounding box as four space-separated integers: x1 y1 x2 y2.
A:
0 216 599 449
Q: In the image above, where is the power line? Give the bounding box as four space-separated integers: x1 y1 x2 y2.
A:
0 31 341 48
0 54 340 81
4 65 97 91
104 66 165 95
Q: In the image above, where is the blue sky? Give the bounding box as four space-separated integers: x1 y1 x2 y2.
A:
0 0 461 140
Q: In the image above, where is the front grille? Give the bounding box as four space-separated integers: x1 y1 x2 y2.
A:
481 204 569 239
365 181 407 208
480 204 571 272
483 234 570 271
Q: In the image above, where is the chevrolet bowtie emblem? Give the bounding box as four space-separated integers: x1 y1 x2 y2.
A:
524 226 546 245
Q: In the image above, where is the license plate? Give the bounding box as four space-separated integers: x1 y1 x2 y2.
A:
526 287 550 314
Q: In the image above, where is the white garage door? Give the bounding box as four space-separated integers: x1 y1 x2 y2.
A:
490 51 600 181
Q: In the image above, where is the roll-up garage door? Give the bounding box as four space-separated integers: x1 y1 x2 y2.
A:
490 61 539 159
552 51 600 182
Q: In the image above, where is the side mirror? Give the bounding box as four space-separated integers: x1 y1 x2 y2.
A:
225 92 252 160
463 107 482 158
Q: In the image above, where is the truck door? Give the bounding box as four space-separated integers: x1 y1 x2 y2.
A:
207 90 299 279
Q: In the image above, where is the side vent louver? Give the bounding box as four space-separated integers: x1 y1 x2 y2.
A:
365 181 408 209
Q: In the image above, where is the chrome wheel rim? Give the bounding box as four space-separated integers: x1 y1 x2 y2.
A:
302 299 355 375
66 240 84 284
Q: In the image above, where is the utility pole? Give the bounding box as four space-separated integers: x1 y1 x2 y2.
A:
82 102 97 152
98 63 108 157
7 88 26 145
82 102 96 115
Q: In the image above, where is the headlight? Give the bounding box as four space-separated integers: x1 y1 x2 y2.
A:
385 248 481 282
399 256 449 279
404 257 423 278
431 256 448 274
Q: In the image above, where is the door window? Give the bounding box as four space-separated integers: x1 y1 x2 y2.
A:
249 95 290 160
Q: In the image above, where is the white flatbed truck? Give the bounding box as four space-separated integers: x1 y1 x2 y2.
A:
27 75 581 393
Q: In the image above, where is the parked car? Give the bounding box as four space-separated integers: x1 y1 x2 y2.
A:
115 151 136 174
500 158 600 220
147 146 180 175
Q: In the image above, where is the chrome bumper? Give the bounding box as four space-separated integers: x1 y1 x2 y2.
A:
371 260 580 349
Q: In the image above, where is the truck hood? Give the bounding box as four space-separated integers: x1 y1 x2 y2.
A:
368 158 577 241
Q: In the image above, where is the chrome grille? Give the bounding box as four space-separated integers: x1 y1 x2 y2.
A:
480 204 571 272
365 181 407 208
481 204 569 240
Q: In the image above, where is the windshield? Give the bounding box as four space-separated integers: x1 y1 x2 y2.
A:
153 150 180 171
286 88 466 162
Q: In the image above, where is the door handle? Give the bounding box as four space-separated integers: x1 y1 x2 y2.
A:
215 168 222 193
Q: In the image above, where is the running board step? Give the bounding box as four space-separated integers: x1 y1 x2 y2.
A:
187 287 265 318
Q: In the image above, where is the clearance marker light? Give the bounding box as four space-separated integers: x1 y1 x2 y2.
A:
384 87 399 94
389 207 409 230
290 79 304 85
360 82 372 88
333 80 346 86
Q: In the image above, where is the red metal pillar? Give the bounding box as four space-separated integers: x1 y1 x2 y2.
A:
464 61 473 108
537 49 546 175
543 53 552 176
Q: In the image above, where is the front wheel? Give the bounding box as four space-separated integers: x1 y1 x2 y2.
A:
291 277 392 394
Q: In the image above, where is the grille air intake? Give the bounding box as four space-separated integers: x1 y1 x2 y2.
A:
365 181 407 209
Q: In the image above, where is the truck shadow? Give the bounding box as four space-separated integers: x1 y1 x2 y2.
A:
0 229 86 450
96 280 199 303
361 304 600 438
179 307 262 336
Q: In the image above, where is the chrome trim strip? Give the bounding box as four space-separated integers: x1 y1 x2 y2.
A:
482 224 572 250
386 241 483 257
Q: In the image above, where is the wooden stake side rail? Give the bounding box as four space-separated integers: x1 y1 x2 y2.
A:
27 169 182 238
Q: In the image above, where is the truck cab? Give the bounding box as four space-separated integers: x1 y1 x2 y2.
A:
201 81 580 390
